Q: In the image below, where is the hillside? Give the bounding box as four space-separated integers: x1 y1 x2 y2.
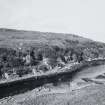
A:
0 28 104 51
0 28 100 48
0 28 105 80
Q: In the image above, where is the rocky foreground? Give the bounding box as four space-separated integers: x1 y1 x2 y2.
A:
1 83 105 105
23 84 105 105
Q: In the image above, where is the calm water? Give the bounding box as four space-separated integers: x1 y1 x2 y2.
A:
52 64 105 90
72 64 105 82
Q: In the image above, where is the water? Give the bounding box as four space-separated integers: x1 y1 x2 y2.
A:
52 64 105 90
72 64 105 82
69 64 105 90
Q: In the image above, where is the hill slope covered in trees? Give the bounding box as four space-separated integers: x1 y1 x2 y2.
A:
0 28 105 79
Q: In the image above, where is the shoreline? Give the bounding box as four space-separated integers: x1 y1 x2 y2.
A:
0 58 105 98
0 58 105 85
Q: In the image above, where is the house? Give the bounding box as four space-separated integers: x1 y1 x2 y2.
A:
4 72 9 79
72 53 78 62
25 54 31 65
38 56 52 72
57 57 65 67
23 50 32 65
64 51 72 63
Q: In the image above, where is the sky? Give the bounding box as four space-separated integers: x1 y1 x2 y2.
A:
0 0 105 42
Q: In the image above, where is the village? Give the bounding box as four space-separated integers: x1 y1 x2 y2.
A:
0 45 102 81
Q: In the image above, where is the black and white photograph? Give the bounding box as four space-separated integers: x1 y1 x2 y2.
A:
0 0 105 105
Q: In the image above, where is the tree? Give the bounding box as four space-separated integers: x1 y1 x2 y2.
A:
83 48 99 60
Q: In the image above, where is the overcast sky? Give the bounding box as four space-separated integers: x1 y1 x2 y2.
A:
0 0 105 42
